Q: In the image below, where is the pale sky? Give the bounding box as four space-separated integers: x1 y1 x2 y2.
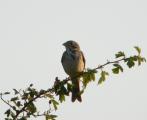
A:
0 0 147 120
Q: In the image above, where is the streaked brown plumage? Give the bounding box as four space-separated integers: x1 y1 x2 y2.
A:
61 40 85 102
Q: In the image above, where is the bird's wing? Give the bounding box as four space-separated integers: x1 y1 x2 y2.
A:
81 51 86 69
61 51 66 64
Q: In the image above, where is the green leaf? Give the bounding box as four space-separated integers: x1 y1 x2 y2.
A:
4 118 13 120
29 90 37 98
29 83 33 87
82 69 97 87
82 72 91 87
13 89 19 95
10 97 19 101
115 51 125 58
16 101 22 107
79 89 84 95
87 68 97 73
141 57 146 62
10 111 15 119
67 83 72 92
98 71 109 85
112 64 123 74
4 92 10 95
51 100 59 110
127 60 135 68
132 55 138 61
134 46 141 55
140 57 146 62
136 56 146 66
59 94 65 103
5 109 11 117
39 89 45 94
26 102 37 114
19 117 27 120
112 67 119 74
138 56 142 65
142 57 146 62
22 93 29 100
61 86 68 95
125 57 135 68
54 81 68 96
46 114 57 120
90 72 96 81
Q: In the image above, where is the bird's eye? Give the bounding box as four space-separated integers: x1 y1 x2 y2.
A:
69 42 74 47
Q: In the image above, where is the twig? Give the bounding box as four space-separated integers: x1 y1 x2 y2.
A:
94 57 126 70
0 94 14 110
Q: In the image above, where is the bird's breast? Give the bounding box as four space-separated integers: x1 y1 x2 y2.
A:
62 51 84 77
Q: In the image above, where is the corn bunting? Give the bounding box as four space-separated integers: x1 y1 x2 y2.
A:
61 40 85 102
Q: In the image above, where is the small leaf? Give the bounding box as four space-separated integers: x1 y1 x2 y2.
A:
138 56 142 65
39 89 45 94
112 67 119 74
87 69 97 73
82 69 97 87
46 114 57 120
115 51 125 58
22 93 29 100
10 111 15 119
132 55 138 61
10 97 19 101
127 60 135 68
12 106 16 111
136 56 146 66
134 46 141 54
82 72 91 87
67 83 72 92
19 117 27 120
112 64 123 74
90 73 96 81
29 84 33 87
125 57 136 68
13 89 19 95
141 57 146 62
49 115 57 120
98 71 109 85
4 92 10 95
61 86 68 95
126 58 135 68
51 100 59 110
59 94 65 103
26 102 37 114
4 109 11 117
16 101 22 107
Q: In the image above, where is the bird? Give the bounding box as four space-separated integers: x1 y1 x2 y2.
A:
61 40 85 102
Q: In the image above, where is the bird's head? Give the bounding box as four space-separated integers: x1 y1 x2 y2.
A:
63 40 80 51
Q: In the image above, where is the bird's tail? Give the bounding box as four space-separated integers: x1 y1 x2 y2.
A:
71 78 82 102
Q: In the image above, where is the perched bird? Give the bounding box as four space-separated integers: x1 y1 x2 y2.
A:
61 40 85 102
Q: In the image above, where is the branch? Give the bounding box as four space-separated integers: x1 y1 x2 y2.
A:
0 46 146 120
0 93 14 109
94 58 126 70
15 88 54 119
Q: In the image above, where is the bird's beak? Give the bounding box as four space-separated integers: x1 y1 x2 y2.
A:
62 42 66 46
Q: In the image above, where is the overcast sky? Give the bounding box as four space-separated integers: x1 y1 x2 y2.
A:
0 0 147 120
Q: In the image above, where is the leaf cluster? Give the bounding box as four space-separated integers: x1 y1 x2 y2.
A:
1 85 58 120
